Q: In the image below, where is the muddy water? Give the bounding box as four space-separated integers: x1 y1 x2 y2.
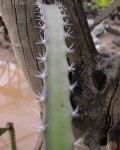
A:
0 61 40 150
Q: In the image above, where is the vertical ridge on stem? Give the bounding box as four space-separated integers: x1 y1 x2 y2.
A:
35 1 75 150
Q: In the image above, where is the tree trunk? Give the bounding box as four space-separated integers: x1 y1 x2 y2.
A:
0 0 43 95
0 0 120 150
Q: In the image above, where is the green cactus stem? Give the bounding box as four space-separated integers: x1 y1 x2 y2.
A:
34 1 77 150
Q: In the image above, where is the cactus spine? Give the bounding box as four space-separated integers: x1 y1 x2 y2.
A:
34 1 78 150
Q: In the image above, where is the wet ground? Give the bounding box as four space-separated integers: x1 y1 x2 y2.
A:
0 61 40 149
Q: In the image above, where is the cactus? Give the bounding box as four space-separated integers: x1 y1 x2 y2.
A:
34 1 79 150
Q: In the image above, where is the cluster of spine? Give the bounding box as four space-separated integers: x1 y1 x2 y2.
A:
34 0 81 149
34 0 48 134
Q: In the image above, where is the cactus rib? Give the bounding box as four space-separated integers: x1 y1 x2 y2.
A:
34 1 82 150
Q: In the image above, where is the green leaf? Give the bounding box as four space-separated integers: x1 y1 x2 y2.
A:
93 0 112 9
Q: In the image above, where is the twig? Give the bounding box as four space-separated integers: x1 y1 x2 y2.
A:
6 122 17 150
90 0 120 31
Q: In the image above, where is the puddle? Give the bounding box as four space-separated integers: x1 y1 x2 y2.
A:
0 61 40 150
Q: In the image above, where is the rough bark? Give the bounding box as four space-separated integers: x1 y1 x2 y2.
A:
0 0 120 150
0 0 43 95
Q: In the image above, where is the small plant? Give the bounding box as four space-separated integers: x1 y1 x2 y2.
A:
93 0 112 9
0 123 17 150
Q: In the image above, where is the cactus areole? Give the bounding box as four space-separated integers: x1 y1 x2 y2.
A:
35 1 77 150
